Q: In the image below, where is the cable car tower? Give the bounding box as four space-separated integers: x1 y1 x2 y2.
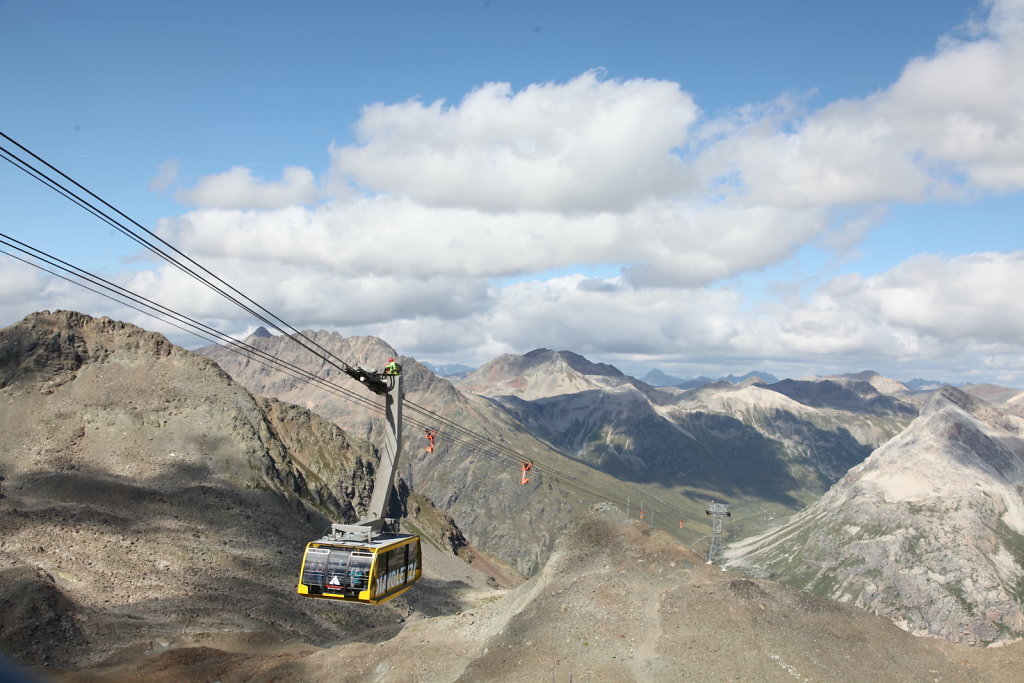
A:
705 501 731 565
334 368 405 537
296 365 423 604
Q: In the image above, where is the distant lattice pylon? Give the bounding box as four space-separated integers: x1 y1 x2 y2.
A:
705 501 731 564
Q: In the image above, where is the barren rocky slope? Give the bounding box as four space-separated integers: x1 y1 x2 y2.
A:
726 386 1024 645
0 311 501 675
42 507 1024 682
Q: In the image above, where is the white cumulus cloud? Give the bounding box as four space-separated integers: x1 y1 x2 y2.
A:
331 70 700 213
177 166 321 209
697 0 1024 205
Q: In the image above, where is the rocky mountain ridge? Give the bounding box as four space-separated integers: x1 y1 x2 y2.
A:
471 349 917 542
726 385 1024 645
0 311 500 672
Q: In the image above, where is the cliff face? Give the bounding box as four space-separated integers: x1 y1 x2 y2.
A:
0 311 399 666
726 386 1024 645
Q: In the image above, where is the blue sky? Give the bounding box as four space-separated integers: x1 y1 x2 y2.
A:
2 0 1023 387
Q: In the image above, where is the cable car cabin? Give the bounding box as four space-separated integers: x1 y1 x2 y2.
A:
297 533 422 605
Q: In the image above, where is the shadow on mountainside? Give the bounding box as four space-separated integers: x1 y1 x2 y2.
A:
2 459 511 673
761 379 916 416
492 389 875 507
593 411 803 506
0 461 416 667
941 419 1024 480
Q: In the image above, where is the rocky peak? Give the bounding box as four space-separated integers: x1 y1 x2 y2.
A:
457 348 630 399
727 382 1024 645
0 310 182 391
522 348 624 378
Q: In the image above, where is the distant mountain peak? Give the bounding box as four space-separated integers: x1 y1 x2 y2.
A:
722 370 780 385
521 348 624 378
250 326 273 338
457 348 630 399
642 368 687 386
819 371 910 396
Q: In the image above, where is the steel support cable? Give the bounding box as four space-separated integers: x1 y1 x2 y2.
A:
0 133 362 381
3 240 642 519
402 397 580 477
0 244 214 345
401 400 623 508
3 137 568 490
0 234 385 416
403 396 606 497
1 136 668 522
399 396 615 492
0 146 195 275
1 227 536 478
402 399 532 462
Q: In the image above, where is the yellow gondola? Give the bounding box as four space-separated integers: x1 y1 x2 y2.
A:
297 532 421 605
296 370 423 605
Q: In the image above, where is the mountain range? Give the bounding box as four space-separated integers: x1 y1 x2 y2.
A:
642 368 781 388
5 310 1024 679
200 340 922 559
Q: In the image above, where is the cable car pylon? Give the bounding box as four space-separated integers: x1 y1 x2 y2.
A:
296 370 423 604
705 501 731 564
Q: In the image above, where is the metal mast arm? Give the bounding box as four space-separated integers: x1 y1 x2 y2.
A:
331 373 404 539
361 373 403 528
